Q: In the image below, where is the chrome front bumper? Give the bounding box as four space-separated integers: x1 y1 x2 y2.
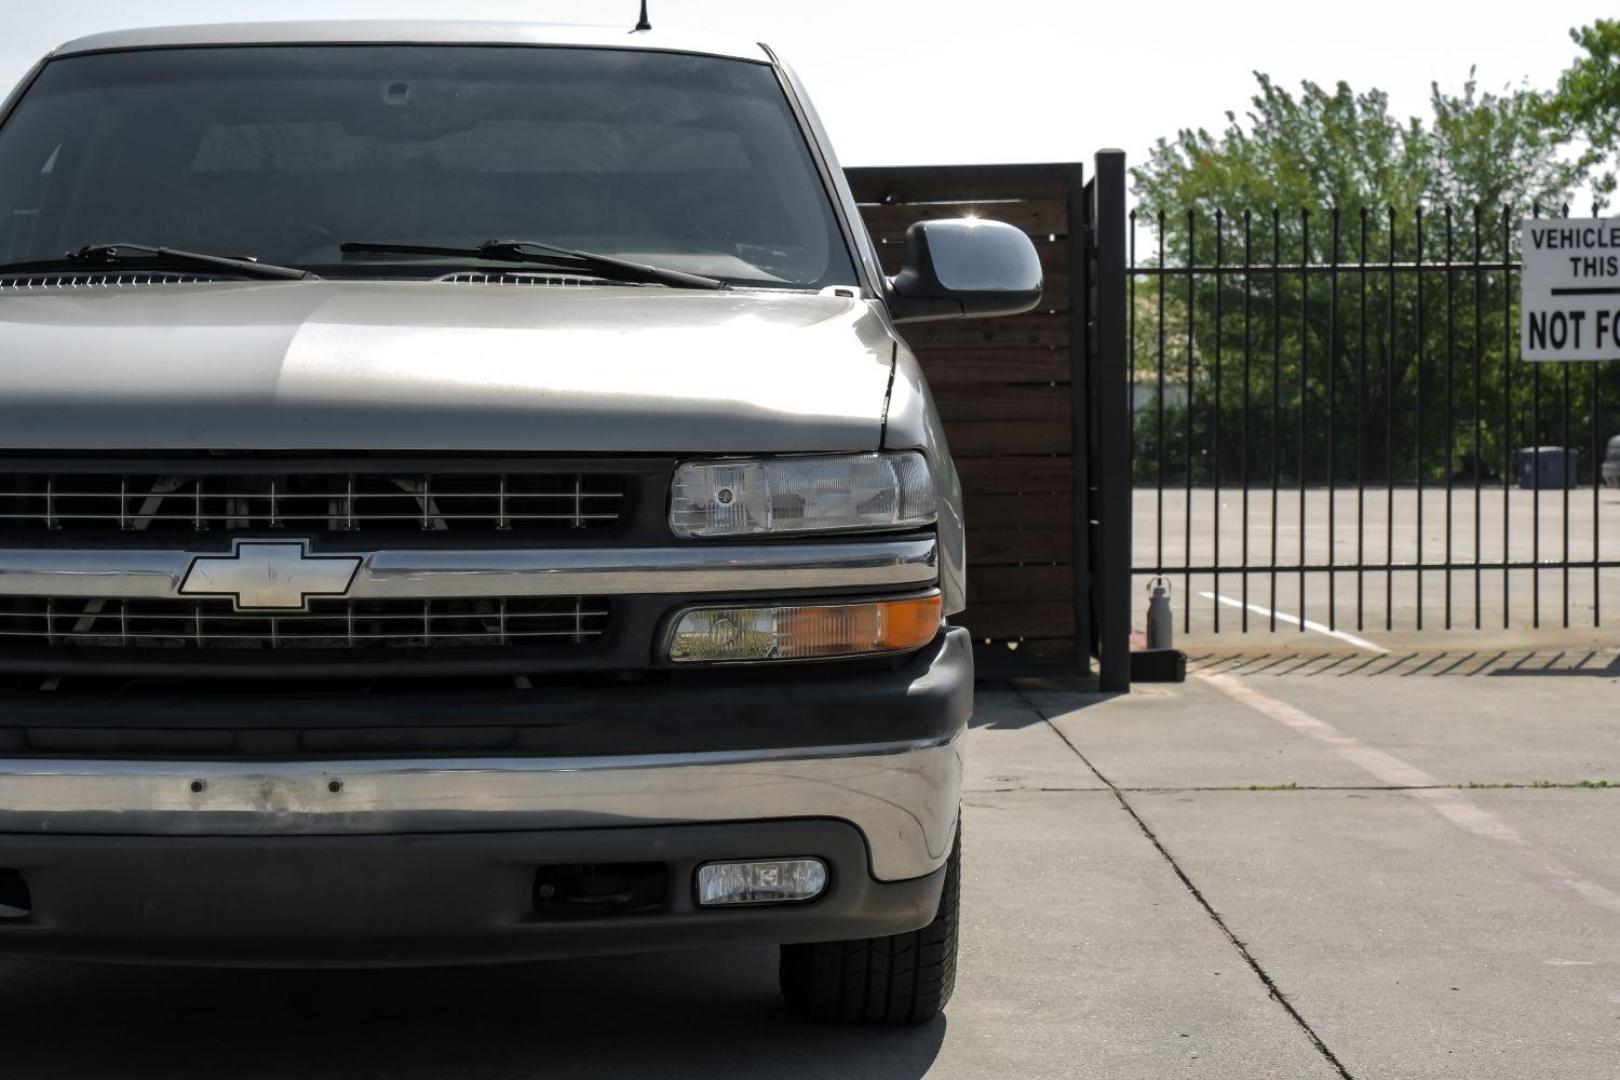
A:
0 736 962 881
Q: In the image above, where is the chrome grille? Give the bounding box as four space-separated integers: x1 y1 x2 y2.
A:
0 596 608 651
0 471 626 536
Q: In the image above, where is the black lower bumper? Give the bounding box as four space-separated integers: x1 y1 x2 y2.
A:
0 627 975 759
0 820 945 967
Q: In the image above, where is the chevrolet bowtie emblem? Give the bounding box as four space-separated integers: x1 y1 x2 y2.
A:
179 541 362 612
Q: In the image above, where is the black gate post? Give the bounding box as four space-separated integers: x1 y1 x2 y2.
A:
1066 162 1093 679
1091 149 1132 691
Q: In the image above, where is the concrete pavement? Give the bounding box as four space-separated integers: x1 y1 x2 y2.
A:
2 651 1617 1078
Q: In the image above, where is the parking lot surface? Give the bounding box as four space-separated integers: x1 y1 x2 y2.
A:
1134 486 1620 648
3 647 1618 1078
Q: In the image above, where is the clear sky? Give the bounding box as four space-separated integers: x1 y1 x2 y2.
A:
0 0 1604 175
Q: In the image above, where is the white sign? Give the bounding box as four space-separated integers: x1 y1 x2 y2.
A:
1521 218 1620 361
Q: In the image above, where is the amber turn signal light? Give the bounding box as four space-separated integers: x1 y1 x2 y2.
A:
668 593 943 663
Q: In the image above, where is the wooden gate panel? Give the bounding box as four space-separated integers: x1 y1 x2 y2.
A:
848 165 1085 675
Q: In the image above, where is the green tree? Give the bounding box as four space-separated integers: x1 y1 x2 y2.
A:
1133 75 1429 226
1427 71 1597 212
1127 70 1603 492
1133 70 1589 236
1543 19 1620 207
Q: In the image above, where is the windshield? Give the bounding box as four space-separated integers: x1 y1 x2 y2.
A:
0 46 858 288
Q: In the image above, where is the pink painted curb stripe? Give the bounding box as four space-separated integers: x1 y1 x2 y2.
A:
1200 671 1620 923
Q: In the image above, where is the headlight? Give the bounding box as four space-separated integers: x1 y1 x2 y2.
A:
669 452 936 539
668 593 942 663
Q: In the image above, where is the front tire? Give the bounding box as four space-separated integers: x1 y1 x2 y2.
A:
778 825 960 1025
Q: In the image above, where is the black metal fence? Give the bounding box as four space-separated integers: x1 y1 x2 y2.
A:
1129 203 1620 637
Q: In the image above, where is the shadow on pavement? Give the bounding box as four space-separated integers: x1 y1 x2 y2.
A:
972 684 1121 729
1489 652 1620 678
0 947 946 1080
1187 648 1620 679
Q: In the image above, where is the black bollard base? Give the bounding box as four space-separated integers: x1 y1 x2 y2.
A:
1131 648 1187 683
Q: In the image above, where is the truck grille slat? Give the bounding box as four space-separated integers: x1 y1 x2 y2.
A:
0 472 626 536
0 513 623 523
0 597 609 651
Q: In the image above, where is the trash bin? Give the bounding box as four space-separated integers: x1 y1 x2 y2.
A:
1516 446 1580 490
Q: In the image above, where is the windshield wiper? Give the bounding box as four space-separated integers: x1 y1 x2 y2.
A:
63 243 315 281
0 246 313 281
339 239 728 290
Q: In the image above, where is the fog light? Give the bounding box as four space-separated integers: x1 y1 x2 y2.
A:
668 593 942 663
696 859 828 906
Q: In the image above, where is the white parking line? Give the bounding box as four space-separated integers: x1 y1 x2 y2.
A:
1200 672 1620 927
1199 591 1388 654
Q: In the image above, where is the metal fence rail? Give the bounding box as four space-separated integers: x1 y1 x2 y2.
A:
1129 203 1620 637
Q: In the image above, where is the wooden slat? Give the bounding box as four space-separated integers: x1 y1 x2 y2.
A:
915 348 1070 386
954 456 1073 491
963 491 1073 528
969 565 1075 603
850 175 1070 204
934 384 1071 422
859 199 1069 242
972 637 1079 674
957 601 1074 640
1038 275 1071 311
946 418 1071 455
969 526 1077 565
1037 241 1072 274
905 314 1069 350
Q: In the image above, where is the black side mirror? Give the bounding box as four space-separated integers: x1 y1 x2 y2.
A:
886 218 1043 324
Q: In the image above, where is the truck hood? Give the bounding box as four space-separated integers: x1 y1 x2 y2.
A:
0 281 896 452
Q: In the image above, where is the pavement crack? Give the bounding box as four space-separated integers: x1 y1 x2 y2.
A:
968 785 1106 794
1115 784 1467 793
1013 686 1359 1080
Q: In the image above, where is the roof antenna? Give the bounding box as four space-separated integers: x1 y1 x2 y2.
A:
632 1 652 32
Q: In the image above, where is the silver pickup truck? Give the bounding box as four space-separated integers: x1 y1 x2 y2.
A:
0 20 1040 1024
